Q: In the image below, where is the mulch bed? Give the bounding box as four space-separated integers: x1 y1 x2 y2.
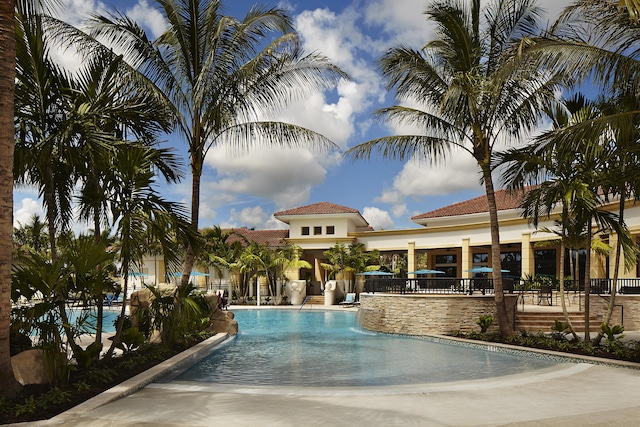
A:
1 343 191 425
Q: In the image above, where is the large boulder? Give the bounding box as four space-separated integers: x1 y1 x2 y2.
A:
11 349 48 385
208 308 238 335
130 283 177 327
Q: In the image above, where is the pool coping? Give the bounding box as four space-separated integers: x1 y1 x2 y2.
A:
48 333 231 423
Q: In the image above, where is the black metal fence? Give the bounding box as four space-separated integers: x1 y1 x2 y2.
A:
363 277 640 295
363 277 516 295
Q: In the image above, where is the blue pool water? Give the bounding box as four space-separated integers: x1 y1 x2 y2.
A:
68 308 120 333
175 310 563 387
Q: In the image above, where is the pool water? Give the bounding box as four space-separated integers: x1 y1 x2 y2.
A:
175 310 563 387
67 308 120 333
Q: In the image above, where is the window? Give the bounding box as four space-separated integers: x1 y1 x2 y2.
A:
435 254 457 277
314 226 322 235
473 253 488 263
435 254 456 265
500 251 522 277
301 226 309 236
534 249 556 277
326 226 335 235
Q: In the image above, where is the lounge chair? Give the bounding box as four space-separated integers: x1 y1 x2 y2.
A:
339 293 357 307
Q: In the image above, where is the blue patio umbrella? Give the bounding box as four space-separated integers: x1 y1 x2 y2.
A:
465 267 510 273
170 271 210 277
356 271 394 276
407 269 445 275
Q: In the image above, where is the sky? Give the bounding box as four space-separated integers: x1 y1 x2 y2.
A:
13 0 574 233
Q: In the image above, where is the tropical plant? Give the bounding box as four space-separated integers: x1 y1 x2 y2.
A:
199 226 244 291
103 145 195 358
14 2 76 262
477 315 494 333
501 92 637 341
85 0 347 288
13 214 49 258
345 0 560 336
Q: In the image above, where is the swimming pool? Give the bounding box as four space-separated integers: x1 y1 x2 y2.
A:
67 308 120 333
174 309 564 387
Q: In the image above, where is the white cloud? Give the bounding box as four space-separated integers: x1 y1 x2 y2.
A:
204 146 328 210
364 0 432 47
14 198 45 228
362 206 394 230
125 0 167 39
228 206 270 229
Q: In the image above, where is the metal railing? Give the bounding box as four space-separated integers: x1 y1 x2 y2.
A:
363 277 640 296
363 277 516 295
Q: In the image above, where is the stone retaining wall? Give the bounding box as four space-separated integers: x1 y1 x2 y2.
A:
588 295 640 330
359 293 518 335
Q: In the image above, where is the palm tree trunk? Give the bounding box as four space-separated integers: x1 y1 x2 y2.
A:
181 158 201 288
44 171 58 262
559 205 579 340
584 218 593 342
483 167 512 336
593 195 625 345
0 0 22 398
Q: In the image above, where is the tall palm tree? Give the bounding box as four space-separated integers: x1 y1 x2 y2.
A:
71 51 178 240
346 0 559 336
592 94 640 344
103 145 194 358
0 0 21 400
85 0 347 288
501 96 636 341
14 3 76 261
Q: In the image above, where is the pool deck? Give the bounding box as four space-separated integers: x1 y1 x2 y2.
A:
16 305 640 427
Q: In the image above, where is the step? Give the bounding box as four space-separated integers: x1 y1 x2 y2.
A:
303 295 325 305
515 312 602 332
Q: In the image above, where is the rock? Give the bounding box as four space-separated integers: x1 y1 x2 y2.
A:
209 308 238 335
11 349 48 385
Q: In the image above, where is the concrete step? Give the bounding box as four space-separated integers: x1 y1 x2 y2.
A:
303 295 325 306
515 312 601 332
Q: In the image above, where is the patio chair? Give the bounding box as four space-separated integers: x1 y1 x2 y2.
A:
339 293 356 307
538 285 553 306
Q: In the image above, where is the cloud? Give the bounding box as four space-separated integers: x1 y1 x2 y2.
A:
228 206 270 229
125 0 167 38
362 206 394 230
204 146 328 210
364 0 433 47
14 198 45 228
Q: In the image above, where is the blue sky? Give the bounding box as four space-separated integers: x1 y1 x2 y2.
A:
14 0 572 232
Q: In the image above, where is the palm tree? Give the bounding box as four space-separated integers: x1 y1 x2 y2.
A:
501 95 636 341
86 0 347 288
14 3 76 262
103 145 194 358
71 51 178 241
0 0 21 399
345 0 559 336
199 226 239 290
13 214 49 257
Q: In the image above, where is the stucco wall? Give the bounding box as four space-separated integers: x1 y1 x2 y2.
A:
359 293 518 335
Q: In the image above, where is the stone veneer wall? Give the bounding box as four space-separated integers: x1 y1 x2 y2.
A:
588 295 640 330
359 293 518 335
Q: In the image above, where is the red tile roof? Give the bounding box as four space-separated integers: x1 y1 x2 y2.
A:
274 202 360 216
225 228 289 247
412 189 527 220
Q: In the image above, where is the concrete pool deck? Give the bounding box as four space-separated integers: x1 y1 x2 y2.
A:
19 306 640 427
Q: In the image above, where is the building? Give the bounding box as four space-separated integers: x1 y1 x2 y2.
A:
141 189 640 299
